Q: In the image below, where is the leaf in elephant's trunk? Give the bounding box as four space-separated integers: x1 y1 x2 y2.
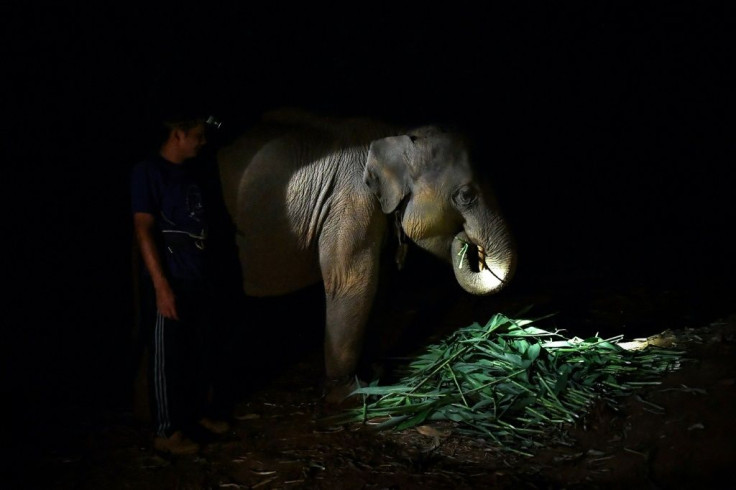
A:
456 239 469 269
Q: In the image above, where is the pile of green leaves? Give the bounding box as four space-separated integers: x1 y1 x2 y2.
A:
328 313 685 455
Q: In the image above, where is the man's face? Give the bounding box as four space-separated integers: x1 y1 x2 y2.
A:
177 123 207 159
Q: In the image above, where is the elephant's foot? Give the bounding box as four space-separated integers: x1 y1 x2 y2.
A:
321 375 365 407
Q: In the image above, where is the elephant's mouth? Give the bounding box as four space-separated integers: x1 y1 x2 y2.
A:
451 231 513 295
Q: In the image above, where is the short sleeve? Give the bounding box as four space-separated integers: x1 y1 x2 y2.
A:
130 161 157 215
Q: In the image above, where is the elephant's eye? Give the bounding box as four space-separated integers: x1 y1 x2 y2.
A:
453 186 477 208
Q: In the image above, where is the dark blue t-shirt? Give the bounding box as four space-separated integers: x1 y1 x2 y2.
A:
131 154 211 280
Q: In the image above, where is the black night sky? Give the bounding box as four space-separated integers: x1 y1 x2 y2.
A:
5 1 735 449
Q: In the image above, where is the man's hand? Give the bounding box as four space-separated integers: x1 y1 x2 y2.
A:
155 281 179 320
134 211 180 320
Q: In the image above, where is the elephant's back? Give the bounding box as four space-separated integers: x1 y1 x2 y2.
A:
217 122 294 219
217 110 398 216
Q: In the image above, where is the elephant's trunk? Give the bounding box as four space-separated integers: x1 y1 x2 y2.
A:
451 231 516 295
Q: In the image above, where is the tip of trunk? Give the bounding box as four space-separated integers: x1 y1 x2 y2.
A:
451 232 515 295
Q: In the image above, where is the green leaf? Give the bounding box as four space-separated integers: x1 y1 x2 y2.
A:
396 407 433 430
328 311 685 455
525 342 542 362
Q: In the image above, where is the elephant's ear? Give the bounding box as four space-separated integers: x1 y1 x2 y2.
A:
363 135 413 213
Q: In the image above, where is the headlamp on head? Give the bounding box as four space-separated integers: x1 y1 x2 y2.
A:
206 115 223 130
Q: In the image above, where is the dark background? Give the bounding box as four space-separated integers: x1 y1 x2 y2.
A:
4 1 734 440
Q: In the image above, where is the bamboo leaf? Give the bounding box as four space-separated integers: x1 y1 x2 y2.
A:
329 311 685 455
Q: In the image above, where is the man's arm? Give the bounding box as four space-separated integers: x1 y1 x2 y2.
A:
134 212 179 320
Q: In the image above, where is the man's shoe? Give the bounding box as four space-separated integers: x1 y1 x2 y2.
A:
198 417 231 435
153 430 200 456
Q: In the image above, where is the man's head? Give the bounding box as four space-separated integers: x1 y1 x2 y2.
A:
160 115 208 163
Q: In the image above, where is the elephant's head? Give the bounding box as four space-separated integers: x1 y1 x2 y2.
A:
363 126 516 295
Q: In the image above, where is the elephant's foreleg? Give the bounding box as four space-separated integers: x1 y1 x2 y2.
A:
323 296 372 376
321 261 379 404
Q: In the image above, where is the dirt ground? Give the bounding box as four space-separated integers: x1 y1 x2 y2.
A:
8 263 736 490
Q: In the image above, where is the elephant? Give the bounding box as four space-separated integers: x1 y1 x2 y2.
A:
216 108 517 404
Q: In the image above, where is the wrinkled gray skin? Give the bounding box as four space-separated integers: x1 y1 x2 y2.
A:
217 109 517 403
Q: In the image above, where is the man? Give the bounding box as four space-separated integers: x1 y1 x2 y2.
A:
131 112 238 456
